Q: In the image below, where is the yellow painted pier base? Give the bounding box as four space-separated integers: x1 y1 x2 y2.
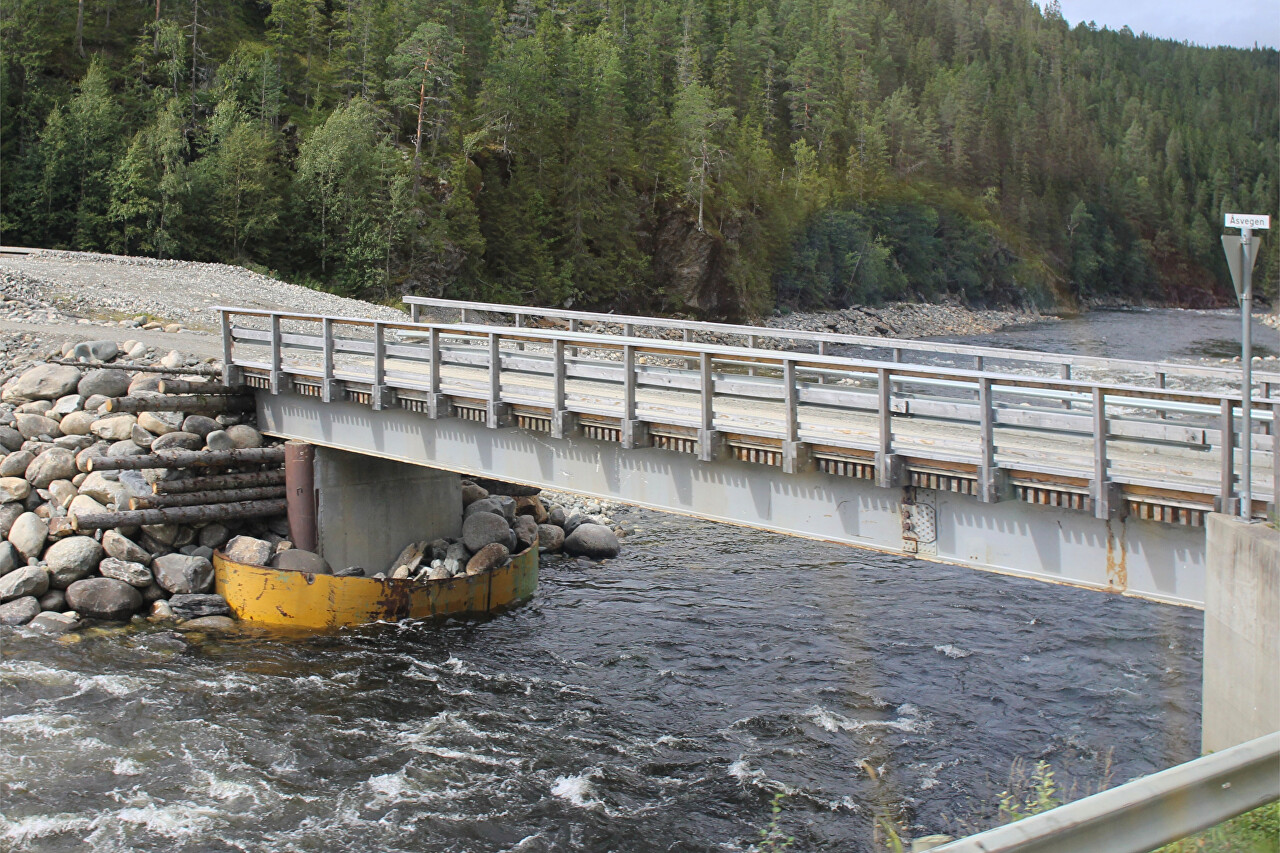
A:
214 546 539 629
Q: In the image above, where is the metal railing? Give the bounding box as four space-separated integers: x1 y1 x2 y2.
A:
403 296 1280 394
929 731 1279 853
219 308 1279 517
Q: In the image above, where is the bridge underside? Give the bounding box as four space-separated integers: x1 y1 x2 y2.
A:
258 391 1206 607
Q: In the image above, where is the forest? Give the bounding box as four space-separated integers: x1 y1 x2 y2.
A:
0 0 1276 319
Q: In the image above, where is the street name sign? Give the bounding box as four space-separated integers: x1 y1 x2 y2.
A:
1224 213 1270 230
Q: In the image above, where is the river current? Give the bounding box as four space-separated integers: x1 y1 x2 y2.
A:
0 309 1232 852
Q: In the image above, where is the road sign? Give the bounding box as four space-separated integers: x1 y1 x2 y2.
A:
1224 213 1270 230
1221 234 1260 300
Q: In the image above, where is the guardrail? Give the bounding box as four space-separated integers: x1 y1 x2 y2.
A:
929 731 1279 853
219 307 1278 519
402 296 1280 394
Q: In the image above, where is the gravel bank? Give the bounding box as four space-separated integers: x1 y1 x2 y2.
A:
766 302 1045 339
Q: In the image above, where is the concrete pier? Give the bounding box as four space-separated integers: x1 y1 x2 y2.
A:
313 447 462 575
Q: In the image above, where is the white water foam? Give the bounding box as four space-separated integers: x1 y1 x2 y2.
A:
805 703 930 735
933 644 973 659
551 769 601 809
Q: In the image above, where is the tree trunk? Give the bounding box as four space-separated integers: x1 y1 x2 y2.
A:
71 499 287 532
75 0 85 57
413 55 429 191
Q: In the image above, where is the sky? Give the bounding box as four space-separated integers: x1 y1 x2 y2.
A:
1056 0 1280 49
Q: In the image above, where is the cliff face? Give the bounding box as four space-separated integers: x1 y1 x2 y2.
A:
647 208 745 322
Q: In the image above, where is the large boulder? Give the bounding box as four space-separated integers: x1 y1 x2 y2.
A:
151 431 202 452
0 566 50 602
67 494 107 521
70 340 119 362
3 364 82 403
152 553 214 594
57 411 97 436
223 535 272 566
90 415 137 441
181 416 220 438
65 577 143 621
15 413 62 440
463 496 506 520
462 511 516 553
8 512 48 560
98 557 154 588
25 447 76 489
465 543 510 575
0 596 40 625
102 529 152 565
77 471 127 506
0 477 31 503
272 549 332 575
224 425 262 448
27 611 79 634
77 369 130 399
203 430 234 451
512 515 538 551
44 536 104 588
168 593 231 620
537 524 565 553
563 523 620 560
0 450 34 478
138 411 182 435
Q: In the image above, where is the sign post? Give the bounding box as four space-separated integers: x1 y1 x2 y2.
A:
1221 213 1268 519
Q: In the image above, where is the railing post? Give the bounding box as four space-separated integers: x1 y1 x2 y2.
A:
1156 371 1167 419
427 327 450 419
1092 387 1121 519
818 340 828 384
410 303 421 324
1219 397 1237 514
1272 400 1279 519
684 328 697 370
876 368 902 488
697 351 721 462
219 310 241 386
269 313 283 395
551 338 576 439
370 322 392 410
977 376 1005 502
486 332 510 428
621 344 647 449
782 359 810 474
1059 363 1072 409
568 318 579 359
320 317 339 403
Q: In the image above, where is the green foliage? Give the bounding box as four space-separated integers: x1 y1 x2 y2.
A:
997 759 1060 823
753 792 796 851
1158 801 1280 853
0 0 1275 314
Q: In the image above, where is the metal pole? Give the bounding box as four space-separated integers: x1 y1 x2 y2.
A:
284 440 317 553
1240 226 1253 519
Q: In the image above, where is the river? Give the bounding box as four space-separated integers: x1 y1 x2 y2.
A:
0 309 1229 852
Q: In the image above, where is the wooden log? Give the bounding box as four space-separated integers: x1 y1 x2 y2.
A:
154 470 285 494
156 380 248 395
71 499 287 532
48 359 223 376
103 394 255 414
131 486 285 509
86 446 285 472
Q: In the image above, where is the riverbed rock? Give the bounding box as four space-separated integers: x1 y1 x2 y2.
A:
176 615 236 631
90 415 136 441
563 523 620 559
515 496 549 524
138 411 182 435
3 364 82 403
151 431 202 452
44 536 104 588
48 480 77 508
128 373 163 394
198 524 231 550
25 447 76 489
51 395 83 416
66 577 142 621
98 557 153 588
332 566 365 578
27 611 79 634
461 482 489 507
152 553 214 594
463 496 507 521
8 512 48 559
0 450 34 478
203 430 234 451
77 369 130 399
0 477 31 503
0 595 40 625
0 566 50 602
273 549 332 575
0 505 23 540
38 588 66 611
0 541 19 576
181 415 220 438
462 511 517 553
537 524 565 553
130 423 154 448
78 471 126 507
466 543 510 575
549 503 570 527
71 340 119 362
168 593 231 620
224 535 273 566
15 413 62 440
224 425 262 448
512 515 538 551
67 495 107 523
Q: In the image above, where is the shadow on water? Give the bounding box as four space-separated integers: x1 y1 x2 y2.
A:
0 507 1201 852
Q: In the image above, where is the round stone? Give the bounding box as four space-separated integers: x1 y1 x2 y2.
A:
65 577 143 621
0 595 40 625
2 364 82 403
462 512 517 553
0 565 50 602
25 447 77 489
90 415 137 441
77 369 130 398
44 536 105 588
98 557 154 588
151 553 214 594
7 512 48 560
537 524 565 553
203 430 235 451
465 543 510 575
0 477 31 503
151 431 202 452
224 425 262 449
562 523 620 560
0 450 34 478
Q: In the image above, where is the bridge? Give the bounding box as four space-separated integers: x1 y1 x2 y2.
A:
217 299 1279 608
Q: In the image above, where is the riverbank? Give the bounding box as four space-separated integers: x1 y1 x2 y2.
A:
766 302 1046 339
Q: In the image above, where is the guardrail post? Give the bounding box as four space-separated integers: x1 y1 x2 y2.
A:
876 368 903 488
697 352 722 462
817 340 828 383
320 317 340 403
1272 400 1279 518
426 327 451 419
370 322 393 410
621 344 648 449
1218 398 1237 514
269 313 283 395
410 303 421 324
568 319 579 359
1155 371 1167 419
1059 363 1072 409
486 332 511 428
977 376 1007 502
684 328 697 370
551 338 577 439
219 310 242 386
782 359 810 473
1092 387 1123 519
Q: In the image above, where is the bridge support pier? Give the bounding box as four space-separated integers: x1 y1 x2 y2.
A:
312 446 462 575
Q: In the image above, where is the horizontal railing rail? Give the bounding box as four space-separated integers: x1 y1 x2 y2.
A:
930 731 1279 853
402 295 1280 391
218 307 1279 518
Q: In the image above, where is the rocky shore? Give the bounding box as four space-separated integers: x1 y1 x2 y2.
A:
766 301 1045 339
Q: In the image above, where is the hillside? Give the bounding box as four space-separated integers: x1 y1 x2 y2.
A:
0 0 1276 319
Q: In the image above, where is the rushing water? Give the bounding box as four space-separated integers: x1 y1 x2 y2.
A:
0 309 1218 853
